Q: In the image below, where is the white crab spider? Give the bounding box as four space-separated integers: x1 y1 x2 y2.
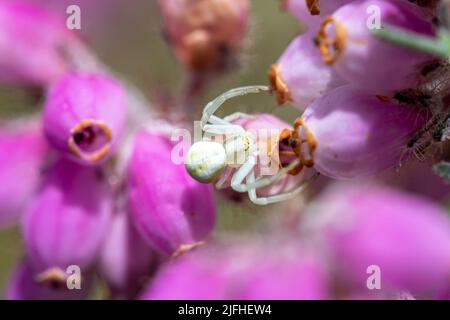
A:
185 86 317 205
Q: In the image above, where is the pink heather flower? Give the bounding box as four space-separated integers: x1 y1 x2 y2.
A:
141 238 329 300
303 184 450 298
317 0 436 92
216 114 311 199
294 85 429 179
98 212 158 299
43 72 128 165
7 259 93 300
0 1 81 87
22 157 113 275
159 0 250 72
0 120 48 228
269 31 345 108
127 130 216 256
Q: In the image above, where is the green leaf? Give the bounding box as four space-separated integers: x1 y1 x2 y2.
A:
433 162 450 181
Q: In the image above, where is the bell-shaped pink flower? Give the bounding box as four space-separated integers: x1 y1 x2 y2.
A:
7 259 93 300
0 120 48 228
127 130 216 256
0 1 81 87
43 72 128 165
316 0 436 92
304 183 450 298
98 212 158 299
159 0 250 72
141 238 329 300
379 159 450 202
269 31 345 108
293 85 429 179
22 157 113 275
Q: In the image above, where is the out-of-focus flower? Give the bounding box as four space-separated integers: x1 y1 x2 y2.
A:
141 237 329 300
43 72 128 165
127 130 216 256
316 0 436 92
98 212 158 299
269 31 345 108
303 183 450 298
22 158 113 279
0 1 83 87
0 120 48 228
287 85 429 179
216 114 311 200
159 0 250 72
7 258 93 300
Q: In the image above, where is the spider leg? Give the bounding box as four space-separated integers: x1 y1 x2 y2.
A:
230 155 257 193
246 171 320 206
223 112 255 123
235 158 302 192
201 86 271 127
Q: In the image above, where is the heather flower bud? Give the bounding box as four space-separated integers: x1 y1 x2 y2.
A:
127 130 216 256
159 0 250 72
22 157 113 273
7 259 93 300
141 239 329 300
316 0 436 92
269 31 345 108
0 121 48 228
0 1 81 87
304 184 450 297
43 73 128 165
98 212 158 299
291 85 429 179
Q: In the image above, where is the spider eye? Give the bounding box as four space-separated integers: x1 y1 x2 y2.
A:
185 141 227 183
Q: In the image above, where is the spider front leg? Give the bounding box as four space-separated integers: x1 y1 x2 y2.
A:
246 171 319 206
201 86 271 127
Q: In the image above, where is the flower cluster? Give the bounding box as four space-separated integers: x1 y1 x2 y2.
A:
0 0 449 300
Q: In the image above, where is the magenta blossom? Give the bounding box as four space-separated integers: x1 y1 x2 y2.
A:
43 72 128 165
0 120 48 228
303 183 450 298
316 0 436 92
0 1 82 87
291 85 429 179
98 212 158 299
127 130 216 256
22 157 113 276
269 31 345 108
141 238 330 300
